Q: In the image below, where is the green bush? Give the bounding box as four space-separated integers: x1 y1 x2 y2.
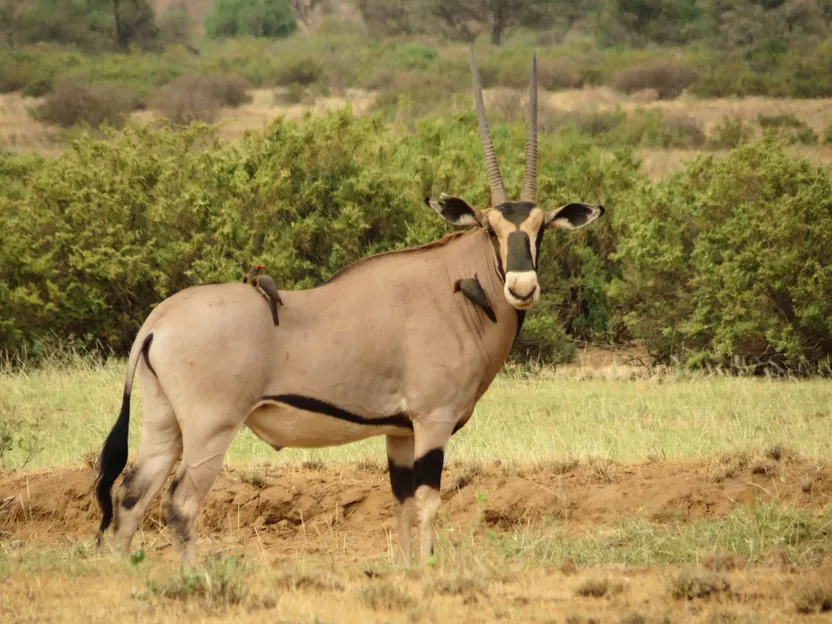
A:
757 114 818 145
609 139 832 370
708 116 754 149
204 0 297 39
0 109 642 362
2 110 830 371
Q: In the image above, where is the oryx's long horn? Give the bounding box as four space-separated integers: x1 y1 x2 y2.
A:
520 53 538 204
469 45 506 207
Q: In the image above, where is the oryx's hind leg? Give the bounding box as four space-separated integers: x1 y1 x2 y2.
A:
413 418 455 563
386 435 415 563
111 367 182 555
163 414 242 566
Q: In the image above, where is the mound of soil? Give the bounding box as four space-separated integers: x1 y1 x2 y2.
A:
2 455 830 554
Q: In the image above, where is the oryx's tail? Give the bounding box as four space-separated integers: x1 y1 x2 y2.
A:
95 332 154 540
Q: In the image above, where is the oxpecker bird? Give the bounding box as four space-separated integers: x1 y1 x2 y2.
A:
244 264 282 326
453 274 497 323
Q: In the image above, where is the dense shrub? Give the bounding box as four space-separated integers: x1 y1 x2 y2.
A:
0 110 641 361
606 109 705 148
613 60 700 100
151 73 251 124
1 109 830 371
610 140 832 370
708 116 754 149
757 114 818 145
33 79 136 128
204 0 297 39
273 56 325 86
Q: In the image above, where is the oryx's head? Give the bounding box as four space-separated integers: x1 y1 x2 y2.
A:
426 47 604 311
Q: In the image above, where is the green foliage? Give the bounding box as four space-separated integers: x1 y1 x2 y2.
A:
609 139 832 370
1 112 830 371
204 0 297 39
757 113 818 145
707 116 754 149
145 554 249 604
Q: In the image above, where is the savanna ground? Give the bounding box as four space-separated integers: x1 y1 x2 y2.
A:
2 350 832 623
4 84 832 181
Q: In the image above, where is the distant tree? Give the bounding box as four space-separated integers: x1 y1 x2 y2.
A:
204 0 298 39
423 0 557 45
355 0 417 37
112 0 159 50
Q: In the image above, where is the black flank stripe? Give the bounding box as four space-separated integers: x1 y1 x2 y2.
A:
263 394 413 430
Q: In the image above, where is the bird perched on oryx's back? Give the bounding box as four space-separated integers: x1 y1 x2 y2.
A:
243 264 283 326
452 274 497 323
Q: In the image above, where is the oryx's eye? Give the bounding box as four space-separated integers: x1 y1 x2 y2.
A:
486 224 496 237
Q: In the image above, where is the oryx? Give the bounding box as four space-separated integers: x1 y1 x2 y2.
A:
95 47 605 566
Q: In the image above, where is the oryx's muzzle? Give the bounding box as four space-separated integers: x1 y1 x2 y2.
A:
503 230 540 310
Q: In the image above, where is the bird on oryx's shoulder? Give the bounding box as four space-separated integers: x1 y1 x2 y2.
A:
243 264 283 326
453 273 497 323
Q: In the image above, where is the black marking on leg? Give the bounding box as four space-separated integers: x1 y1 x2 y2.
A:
414 448 444 491
141 333 156 378
388 460 415 504
167 474 181 497
263 394 414 430
120 466 142 510
165 502 190 548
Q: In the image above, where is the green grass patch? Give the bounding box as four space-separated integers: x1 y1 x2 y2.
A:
491 503 832 569
2 357 832 469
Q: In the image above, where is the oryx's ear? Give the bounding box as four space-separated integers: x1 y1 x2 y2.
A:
544 203 605 230
426 193 486 227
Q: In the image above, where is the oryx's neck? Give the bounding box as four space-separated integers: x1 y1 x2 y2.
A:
438 228 520 370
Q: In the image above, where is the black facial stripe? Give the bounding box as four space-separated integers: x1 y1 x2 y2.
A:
506 231 535 272
414 448 444 491
387 460 415 503
263 394 413 430
495 201 536 225
534 228 544 269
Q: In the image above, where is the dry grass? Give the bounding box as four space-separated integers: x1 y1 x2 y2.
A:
794 583 832 614
670 569 730 600
0 93 62 155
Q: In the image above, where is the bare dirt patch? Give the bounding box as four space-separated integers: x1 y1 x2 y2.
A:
2 457 832 622
2 456 830 548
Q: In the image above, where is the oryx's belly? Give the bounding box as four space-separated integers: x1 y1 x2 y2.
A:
245 398 411 449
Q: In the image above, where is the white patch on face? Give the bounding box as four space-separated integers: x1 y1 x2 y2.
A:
396 397 409 414
504 270 540 310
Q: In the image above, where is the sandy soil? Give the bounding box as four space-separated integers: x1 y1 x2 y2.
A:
2 457 832 622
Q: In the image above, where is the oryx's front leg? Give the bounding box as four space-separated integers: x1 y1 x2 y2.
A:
413 419 454 563
386 435 415 563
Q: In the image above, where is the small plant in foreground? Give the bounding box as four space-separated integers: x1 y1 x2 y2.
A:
795 583 832 613
576 577 624 598
145 554 248 604
670 569 730 600
356 581 415 611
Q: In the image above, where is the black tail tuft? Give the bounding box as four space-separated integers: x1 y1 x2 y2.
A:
95 391 131 538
